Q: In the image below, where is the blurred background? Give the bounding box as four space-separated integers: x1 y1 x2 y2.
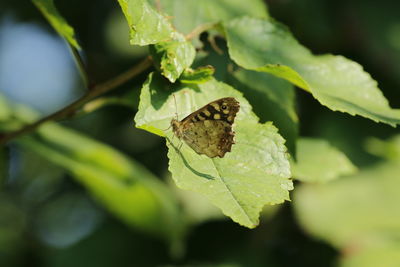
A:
1 0 400 266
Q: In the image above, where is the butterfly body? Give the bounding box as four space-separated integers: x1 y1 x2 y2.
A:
171 97 240 158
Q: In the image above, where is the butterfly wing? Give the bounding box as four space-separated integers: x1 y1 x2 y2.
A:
182 120 235 158
179 97 240 158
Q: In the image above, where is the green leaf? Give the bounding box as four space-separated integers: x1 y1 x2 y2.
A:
291 138 357 183
293 162 400 249
365 134 400 162
32 0 81 50
167 121 292 228
153 0 269 36
135 73 293 228
150 32 196 82
118 0 197 82
117 0 174 46
18 126 183 242
340 242 400 267
3 95 184 244
225 17 400 126
193 44 231 82
230 69 298 154
180 66 215 84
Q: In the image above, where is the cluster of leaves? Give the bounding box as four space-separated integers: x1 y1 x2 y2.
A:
1 0 400 265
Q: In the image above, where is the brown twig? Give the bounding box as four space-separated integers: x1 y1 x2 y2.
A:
185 23 217 41
0 56 153 145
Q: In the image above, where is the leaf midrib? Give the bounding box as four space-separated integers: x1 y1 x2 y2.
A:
211 158 255 226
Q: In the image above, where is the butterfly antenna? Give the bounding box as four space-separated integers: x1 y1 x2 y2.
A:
173 94 179 120
161 94 178 132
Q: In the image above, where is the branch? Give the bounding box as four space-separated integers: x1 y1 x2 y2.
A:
0 56 152 145
185 23 217 41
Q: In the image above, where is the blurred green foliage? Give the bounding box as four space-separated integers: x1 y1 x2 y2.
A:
1 0 400 266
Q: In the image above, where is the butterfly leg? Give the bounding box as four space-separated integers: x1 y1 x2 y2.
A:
178 140 183 151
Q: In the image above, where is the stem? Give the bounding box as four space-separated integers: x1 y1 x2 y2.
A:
79 97 134 115
185 23 217 41
68 44 90 88
0 56 152 145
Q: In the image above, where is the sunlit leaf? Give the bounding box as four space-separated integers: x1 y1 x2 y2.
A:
32 0 81 50
135 73 293 228
225 17 400 126
291 138 357 183
117 0 174 45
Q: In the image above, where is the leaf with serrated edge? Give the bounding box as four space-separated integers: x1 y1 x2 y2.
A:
135 73 293 228
225 17 400 126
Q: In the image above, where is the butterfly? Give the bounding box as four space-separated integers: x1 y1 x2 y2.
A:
170 97 240 158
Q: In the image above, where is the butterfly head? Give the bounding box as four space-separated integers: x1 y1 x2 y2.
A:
170 119 182 138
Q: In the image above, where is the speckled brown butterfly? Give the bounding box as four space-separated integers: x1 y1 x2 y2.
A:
170 97 240 158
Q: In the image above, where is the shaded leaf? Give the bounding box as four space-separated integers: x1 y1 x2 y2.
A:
180 66 215 84
225 17 400 126
293 162 400 249
193 43 231 82
150 32 196 82
291 138 357 183
340 242 400 267
365 134 400 162
230 69 298 154
32 0 81 50
1 95 184 244
19 126 183 243
135 73 293 228
154 0 269 35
